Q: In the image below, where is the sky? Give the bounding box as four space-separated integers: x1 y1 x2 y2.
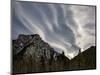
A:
12 1 96 59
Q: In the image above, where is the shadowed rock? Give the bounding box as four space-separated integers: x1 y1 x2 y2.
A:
70 46 96 70
12 34 96 74
13 34 70 74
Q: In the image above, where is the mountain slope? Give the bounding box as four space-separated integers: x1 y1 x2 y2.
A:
12 34 70 74
70 46 96 70
12 34 96 74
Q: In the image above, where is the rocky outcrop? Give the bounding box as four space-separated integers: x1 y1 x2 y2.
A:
12 34 96 74
12 34 70 74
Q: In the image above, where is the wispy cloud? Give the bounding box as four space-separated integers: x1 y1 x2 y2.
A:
12 1 96 59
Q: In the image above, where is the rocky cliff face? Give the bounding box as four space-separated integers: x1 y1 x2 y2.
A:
12 34 96 74
13 34 70 74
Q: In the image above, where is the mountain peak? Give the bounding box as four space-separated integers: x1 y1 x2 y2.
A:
13 34 70 74
13 34 96 74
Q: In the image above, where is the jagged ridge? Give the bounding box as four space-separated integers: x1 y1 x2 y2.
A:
13 34 70 74
12 34 96 74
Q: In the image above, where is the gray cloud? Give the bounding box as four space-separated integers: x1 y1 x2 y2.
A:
12 1 96 59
